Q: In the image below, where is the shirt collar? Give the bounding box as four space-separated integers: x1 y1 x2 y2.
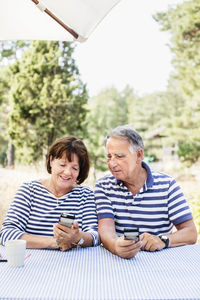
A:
142 161 154 188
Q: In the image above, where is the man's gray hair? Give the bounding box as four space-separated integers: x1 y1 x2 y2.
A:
105 125 144 153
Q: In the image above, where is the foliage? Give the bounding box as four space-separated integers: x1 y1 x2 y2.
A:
1 0 200 168
127 78 186 160
154 0 200 164
0 66 12 166
7 41 88 163
0 41 32 166
0 136 7 166
85 79 189 172
85 86 134 174
0 41 29 66
178 141 200 164
154 0 200 95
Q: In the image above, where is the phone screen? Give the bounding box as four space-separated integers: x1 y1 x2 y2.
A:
59 213 75 227
124 228 139 241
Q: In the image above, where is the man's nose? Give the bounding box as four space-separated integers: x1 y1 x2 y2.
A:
109 156 118 167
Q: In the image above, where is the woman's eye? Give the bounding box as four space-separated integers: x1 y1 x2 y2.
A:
73 167 79 171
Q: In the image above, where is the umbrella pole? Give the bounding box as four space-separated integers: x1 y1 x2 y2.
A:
31 0 79 40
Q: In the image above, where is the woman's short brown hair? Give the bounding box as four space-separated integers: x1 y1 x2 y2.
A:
46 136 90 184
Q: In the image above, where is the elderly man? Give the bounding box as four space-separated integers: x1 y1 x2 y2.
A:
95 125 197 259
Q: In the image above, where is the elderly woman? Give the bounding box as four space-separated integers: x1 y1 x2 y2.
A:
0 136 99 250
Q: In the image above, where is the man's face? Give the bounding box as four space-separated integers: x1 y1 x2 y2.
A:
106 137 142 183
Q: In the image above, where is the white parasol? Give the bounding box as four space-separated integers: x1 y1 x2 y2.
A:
0 0 121 42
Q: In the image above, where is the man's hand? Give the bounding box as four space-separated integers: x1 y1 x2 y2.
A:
140 232 166 251
113 236 142 259
98 218 142 259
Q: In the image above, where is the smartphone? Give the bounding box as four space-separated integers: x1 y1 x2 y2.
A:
59 213 75 227
124 228 139 242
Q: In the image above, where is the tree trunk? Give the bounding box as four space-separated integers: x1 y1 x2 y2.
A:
7 141 15 168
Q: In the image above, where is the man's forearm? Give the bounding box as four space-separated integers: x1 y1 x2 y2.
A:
98 218 118 254
168 220 197 247
100 232 118 254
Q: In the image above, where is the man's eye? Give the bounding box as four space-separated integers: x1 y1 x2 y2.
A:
116 154 125 158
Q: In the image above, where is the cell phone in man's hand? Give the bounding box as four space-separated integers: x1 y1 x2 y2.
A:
59 213 75 227
124 228 139 242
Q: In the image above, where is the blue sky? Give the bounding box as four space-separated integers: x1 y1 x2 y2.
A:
74 0 182 97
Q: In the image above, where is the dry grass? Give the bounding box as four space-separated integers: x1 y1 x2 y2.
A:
0 163 47 227
0 160 200 242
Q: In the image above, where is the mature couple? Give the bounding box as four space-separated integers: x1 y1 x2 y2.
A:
0 125 197 259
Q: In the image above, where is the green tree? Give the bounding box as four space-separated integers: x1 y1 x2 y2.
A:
86 86 136 178
154 0 200 164
0 66 11 166
0 41 30 167
0 41 29 66
128 78 187 161
9 41 88 163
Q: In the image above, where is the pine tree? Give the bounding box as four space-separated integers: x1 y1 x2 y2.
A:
9 41 88 163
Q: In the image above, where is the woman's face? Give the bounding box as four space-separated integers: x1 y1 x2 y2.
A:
50 152 80 193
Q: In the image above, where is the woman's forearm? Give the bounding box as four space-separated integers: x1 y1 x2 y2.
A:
21 234 59 249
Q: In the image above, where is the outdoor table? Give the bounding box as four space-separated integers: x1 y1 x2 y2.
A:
0 244 200 299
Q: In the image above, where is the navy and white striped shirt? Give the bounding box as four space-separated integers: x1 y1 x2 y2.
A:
0 181 99 246
95 162 193 236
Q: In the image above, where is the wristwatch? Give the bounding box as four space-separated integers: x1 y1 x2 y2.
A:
159 235 169 248
76 237 84 248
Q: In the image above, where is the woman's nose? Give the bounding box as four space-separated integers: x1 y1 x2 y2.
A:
63 166 72 175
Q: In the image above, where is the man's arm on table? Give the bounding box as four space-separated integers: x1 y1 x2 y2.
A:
168 219 197 247
140 219 197 251
98 218 141 259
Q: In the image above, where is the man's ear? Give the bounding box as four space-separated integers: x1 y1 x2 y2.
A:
136 148 143 162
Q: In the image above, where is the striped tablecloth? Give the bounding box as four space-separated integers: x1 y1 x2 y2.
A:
0 244 200 299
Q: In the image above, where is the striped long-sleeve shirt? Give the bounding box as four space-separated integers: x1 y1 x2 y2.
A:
0 181 99 246
95 162 193 236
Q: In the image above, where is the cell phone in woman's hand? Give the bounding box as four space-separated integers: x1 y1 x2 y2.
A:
59 213 75 227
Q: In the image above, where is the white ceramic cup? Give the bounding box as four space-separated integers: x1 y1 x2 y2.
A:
5 240 26 267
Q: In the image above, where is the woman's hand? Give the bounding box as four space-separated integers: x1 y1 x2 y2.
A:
53 222 82 251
